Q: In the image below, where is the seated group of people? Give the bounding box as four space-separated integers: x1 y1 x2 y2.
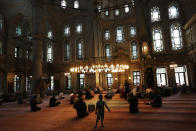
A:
146 92 162 107
73 97 88 118
30 94 62 112
70 89 96 104
104 88 115 99
85 89 94 99
127 88 162 113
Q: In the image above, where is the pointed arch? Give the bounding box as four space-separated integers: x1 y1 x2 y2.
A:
168 2 179 19
76 39 84 59
170 22 183 50
152 26 164 52
151 6 160 22
130 40 139 60
47 41 53 63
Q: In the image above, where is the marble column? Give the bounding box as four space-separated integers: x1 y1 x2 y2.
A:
135 0 149 41
31 0 45 94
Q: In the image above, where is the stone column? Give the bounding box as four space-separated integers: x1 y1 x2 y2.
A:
135 0 149 41
59 72 65 92
31 0 45 94
0 72 2 93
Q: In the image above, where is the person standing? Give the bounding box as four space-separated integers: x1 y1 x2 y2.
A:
128 93 138 113
124 80 130 100
95 94 110 128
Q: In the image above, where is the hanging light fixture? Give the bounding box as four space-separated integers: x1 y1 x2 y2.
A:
70 64 129 73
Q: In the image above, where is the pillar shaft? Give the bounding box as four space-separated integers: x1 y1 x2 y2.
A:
32 1 44 94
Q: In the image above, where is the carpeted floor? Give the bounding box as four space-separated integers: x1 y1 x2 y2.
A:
0 93 196 131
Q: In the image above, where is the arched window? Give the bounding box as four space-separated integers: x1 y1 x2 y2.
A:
61 0 67 9
49 76 54 90
115 9 120 16
170 23 183 50
64 40 70 60
77 39 84 59
74 0 79 9
132 0 135 7
0 41 2 55
16 26 22 36
168 3 179 19
131 41 138 60
116 26 124 43
76 24 82 34
14 47 22 58
151 6 160 22
130 26 136 37
152 27 163 52
105 44 111 57
107 73 113 86
124 5 129 13
104 30 110 40
47 30 53 39
0 14 3 30
47 42 53 63
97 5 102 13
105 10 109 16
26 48 32 59
64 25 70 36
26 76 32 92
14 75 21 93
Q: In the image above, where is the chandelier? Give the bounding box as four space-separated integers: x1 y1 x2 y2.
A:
70 64 129 73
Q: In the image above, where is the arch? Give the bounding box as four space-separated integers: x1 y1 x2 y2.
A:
151 6 160 22
64 25 70 36
104 29 110 40
168 2 179 19
74 0 79 9
76 24 82 34
105 44 111 57
130 40 138 60
61 0 67 9
170 22 183 50
152 26 164 52
76 39 84 59
47 41 53 63
64 39 71 60
130 25 136 37
115 25 124 43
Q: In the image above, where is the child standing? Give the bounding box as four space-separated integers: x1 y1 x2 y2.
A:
95 94 110 128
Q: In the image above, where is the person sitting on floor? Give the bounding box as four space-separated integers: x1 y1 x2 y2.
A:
49 94 61 107
58 92 64 100
145 91 162 107
146 88 154 99
85 89 93 99
73 97 88 118
30 95 41 112
128 93 138 113
105 88 115 99
151 92 162 107
70 93 78 104
94 87 100 94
